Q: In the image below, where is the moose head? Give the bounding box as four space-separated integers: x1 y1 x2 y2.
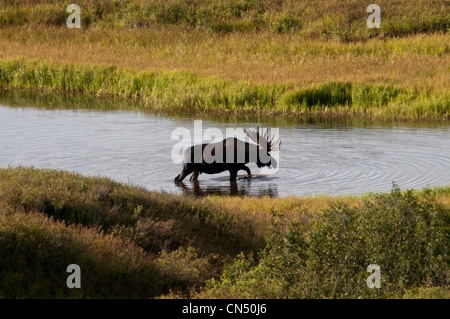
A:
244 126 281 169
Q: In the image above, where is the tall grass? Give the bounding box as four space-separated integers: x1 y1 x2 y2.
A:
1 25 447 91
0 59 448 119
1 0 448 40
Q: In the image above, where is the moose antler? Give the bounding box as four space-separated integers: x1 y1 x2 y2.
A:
245 127 281 152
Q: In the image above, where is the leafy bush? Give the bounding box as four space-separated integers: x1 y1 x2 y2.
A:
202 185 449 298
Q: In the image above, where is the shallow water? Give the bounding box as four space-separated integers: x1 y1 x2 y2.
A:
0 104 449 197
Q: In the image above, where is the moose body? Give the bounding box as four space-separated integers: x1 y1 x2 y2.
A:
174 128 280 183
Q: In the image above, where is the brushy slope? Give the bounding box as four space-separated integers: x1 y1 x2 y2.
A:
0 211 180 298
198 185 450 298
0 166 266 298
0 167 448 298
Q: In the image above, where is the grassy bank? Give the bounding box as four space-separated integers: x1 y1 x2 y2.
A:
0 59 448 119
0 1 448 119
0 26 448 90
0 167 448 298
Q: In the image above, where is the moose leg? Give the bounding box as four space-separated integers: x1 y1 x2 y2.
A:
174 167 192 183
229 169 238 182
189 171 200 181
242 165 251 178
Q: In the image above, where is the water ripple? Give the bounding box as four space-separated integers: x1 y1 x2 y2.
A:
0 105 449 197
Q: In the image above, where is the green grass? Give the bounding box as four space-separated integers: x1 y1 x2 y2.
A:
0 167 448 298
0 59 448 120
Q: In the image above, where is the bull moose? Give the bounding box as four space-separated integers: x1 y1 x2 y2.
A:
174 127 281 182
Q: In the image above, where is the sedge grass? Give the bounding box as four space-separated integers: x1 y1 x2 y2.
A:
0 1 448 120
0 59 448 120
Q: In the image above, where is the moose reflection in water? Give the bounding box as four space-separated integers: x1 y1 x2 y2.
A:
174 127 281 183
177 178 279 197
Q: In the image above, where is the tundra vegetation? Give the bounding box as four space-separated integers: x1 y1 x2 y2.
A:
0 0 449 298
0 167 448 298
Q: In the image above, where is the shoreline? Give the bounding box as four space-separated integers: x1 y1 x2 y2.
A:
0 60 448 121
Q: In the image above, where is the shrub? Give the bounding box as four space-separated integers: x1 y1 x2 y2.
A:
202 185 449 298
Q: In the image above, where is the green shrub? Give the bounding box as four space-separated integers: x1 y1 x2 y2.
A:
202 185 449 298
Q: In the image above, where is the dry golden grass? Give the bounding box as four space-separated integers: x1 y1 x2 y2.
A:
202 194 365 240
0 25 448 90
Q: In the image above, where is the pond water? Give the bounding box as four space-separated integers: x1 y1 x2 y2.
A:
0 103 449 197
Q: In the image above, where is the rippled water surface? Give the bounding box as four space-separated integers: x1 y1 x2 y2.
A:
1 105 449 197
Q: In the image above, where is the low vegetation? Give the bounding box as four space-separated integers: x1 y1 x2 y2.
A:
0 1 448 120
199 185 450 298
0 167 448 298
0 60 448 119
1 0 448 41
